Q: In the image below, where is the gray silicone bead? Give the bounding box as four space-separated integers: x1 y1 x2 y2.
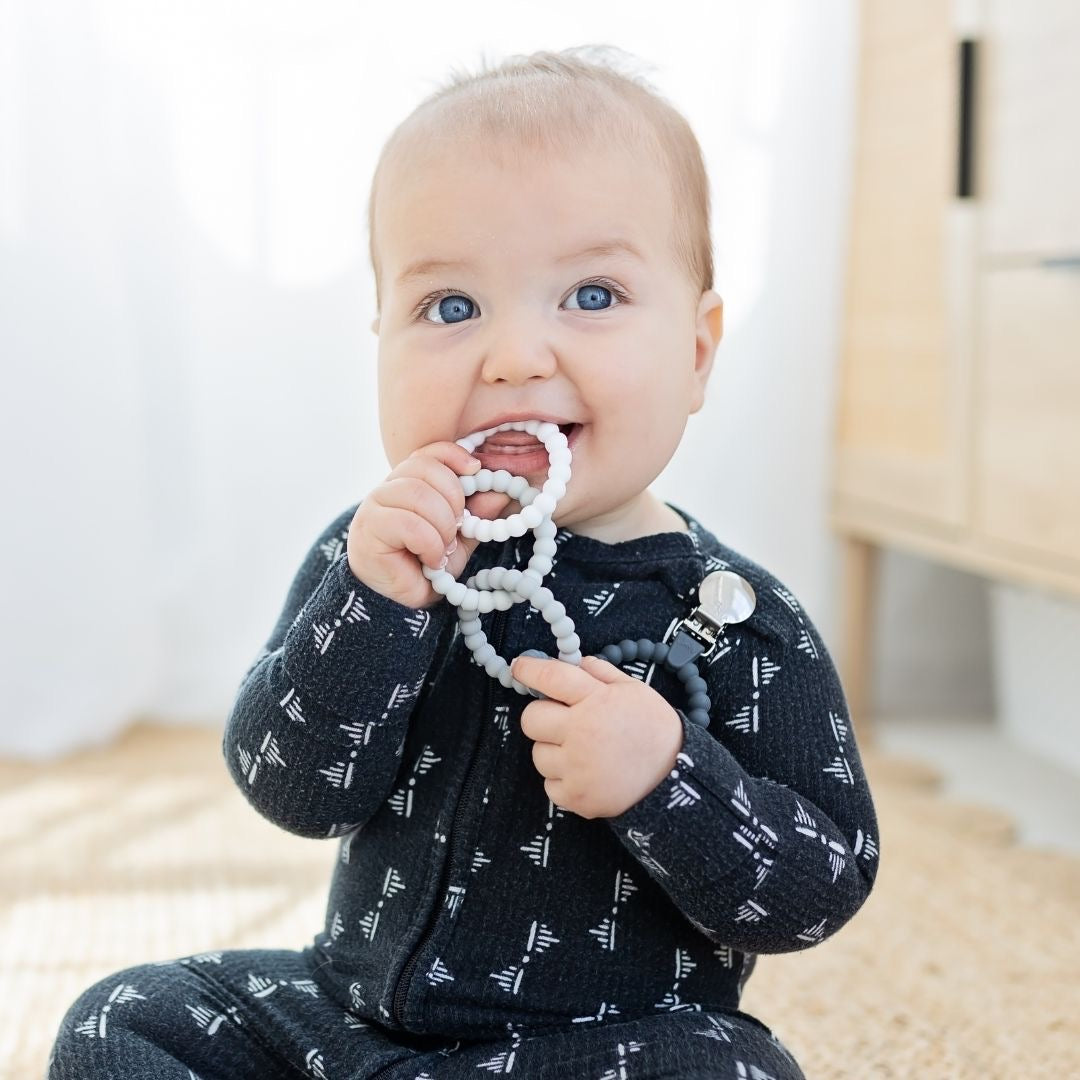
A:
516 575 540 600
543 600 567 624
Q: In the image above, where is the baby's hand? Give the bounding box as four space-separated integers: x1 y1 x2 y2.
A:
512 654 685 819
348 442 514 609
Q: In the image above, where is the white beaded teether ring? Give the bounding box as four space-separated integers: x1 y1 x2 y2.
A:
458 420 571 542
420 419 579 696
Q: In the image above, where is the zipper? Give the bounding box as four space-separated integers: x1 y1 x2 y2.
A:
388 593 510 1028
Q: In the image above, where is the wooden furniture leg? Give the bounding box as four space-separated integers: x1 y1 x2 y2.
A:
839 534 879 748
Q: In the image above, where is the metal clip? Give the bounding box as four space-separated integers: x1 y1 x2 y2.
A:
663 571 757 671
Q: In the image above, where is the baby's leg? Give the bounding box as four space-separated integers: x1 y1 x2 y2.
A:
46 947 422 1079
47 953 284 1079
405 1009 806 1080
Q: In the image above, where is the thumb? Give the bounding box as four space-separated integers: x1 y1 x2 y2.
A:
579 654 631 683
464 487 516 526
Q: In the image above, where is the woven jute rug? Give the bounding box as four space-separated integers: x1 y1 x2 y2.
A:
1 722 1077 1078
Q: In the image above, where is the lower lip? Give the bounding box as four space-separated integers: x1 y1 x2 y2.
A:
475 424 584 476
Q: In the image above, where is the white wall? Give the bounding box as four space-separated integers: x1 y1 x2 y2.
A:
1 0 1017 760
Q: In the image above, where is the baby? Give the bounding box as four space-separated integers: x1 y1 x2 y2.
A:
48 46 880 1080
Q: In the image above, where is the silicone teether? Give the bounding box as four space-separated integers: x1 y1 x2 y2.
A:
419 418 741 730
421 419 578 696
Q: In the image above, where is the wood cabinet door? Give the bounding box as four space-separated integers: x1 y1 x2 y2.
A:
975 0 1080 568
831 0 974 531
980 0 1080 258
974 267 1080 568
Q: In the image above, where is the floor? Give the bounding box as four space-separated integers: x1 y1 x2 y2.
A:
5 721 1079 1077
872 714 1080 856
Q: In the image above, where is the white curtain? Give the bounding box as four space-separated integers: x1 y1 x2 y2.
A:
1 0 890 758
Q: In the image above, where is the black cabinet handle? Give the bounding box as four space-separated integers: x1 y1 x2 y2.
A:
957 39 978 199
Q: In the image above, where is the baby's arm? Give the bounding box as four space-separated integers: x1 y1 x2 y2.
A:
606 572 881 955
222 502 455 838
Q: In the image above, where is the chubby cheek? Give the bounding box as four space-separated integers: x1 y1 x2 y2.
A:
377 384 410 466
378 368 447 467
595 375 648 440
587 367 681 468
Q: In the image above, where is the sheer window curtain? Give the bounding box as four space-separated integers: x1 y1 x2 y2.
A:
0 0 859 757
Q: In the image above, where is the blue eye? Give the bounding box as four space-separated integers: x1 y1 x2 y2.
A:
415 278 628 324
564 282 618 311
421 295 476 325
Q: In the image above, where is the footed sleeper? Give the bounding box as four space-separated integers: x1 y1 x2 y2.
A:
49 501 881 1079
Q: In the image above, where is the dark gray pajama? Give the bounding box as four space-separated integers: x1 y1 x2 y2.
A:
49 501 881 1078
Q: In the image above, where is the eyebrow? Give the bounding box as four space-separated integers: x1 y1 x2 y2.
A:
395 238 646 286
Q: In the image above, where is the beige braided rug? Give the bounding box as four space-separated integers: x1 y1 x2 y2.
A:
1 722 1078 1078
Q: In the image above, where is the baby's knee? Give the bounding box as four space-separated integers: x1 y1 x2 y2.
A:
47 963 172 1077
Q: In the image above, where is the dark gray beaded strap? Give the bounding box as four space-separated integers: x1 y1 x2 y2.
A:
520 638 713 729
600 638 712 729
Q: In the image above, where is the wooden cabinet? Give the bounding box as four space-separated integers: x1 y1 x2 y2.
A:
979 3 1080 256
976 267 1080 564
830 0 1080 743
833 2 969 532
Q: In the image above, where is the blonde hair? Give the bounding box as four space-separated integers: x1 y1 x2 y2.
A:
367 44 714 312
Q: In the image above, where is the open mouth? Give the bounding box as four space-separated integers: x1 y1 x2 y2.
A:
474 422 584 473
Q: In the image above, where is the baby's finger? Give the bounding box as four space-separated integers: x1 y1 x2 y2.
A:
375 477 459 555
465 489 515 525
395 457 475 544
370 505 449 572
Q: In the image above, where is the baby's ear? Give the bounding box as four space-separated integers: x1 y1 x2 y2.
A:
370 315 380 334
697 289 723 345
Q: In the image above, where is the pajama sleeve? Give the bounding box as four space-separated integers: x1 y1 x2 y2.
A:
605 572 881 955
222 502 456 839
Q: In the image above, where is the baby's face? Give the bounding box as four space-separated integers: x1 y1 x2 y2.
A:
371 137 722 540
